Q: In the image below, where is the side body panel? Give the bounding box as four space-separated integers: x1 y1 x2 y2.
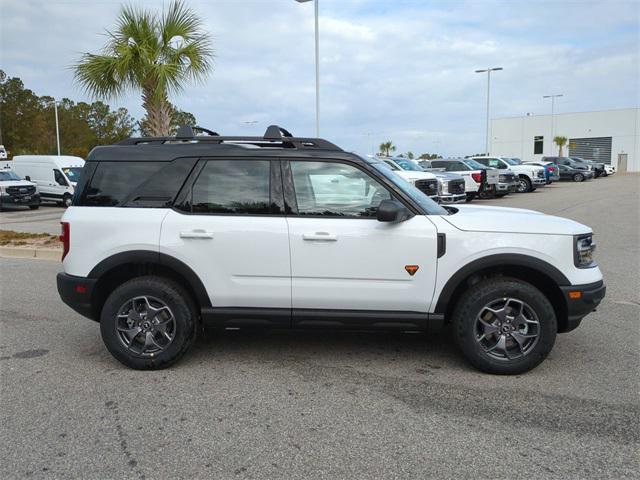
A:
160 210 291 309
287 215 439 313
61 207 169 276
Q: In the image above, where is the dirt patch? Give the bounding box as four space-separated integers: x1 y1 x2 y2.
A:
0 230 60 249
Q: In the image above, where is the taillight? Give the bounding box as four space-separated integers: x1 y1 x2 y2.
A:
471 172 482 183
60 222 70 261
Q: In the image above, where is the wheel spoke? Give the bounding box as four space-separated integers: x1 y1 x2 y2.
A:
117 326 142 344
116 296 176 356
478 317 499 335
484 307 506 323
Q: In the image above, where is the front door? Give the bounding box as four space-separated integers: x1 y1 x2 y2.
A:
160 158 291 324
284 159 439 326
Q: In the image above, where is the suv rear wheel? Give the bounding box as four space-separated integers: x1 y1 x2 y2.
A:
100 276 198 370
573 173 584 182
452 277 556 374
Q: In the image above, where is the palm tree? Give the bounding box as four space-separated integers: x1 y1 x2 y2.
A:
379 141 396 157
73 1 213 137
554 136 568 157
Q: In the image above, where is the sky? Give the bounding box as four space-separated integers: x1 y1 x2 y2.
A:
1 0 638 157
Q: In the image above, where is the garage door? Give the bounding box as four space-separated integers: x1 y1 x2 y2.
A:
568 137 612 164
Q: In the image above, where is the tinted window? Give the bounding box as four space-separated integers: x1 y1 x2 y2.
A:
192 160 271 215
62 167 83 182
54 169 68 186
81 161 192 207
291 161 392 217
534 136 544 155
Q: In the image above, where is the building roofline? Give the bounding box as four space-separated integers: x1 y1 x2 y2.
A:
492 106 639 121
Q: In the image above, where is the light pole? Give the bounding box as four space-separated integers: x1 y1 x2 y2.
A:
543 94 563 155
296 0 320 137
53 98 61 156
475 67 503 155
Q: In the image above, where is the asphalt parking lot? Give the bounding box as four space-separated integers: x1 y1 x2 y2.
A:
1 174 639 479
0 205 65 235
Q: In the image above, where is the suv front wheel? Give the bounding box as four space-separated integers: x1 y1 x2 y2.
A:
100 276 198 370
452 277 557 374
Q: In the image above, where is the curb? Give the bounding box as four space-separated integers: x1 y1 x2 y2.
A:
0 246 61 261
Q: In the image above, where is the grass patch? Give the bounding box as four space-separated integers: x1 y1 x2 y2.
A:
0 230 58 246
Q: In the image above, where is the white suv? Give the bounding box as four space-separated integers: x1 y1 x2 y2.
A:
57 126 606 374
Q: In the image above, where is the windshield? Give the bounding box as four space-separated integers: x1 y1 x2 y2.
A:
393 158 424 172
0 170 22 181
369 161 448 215
463 159 486 169
503 157 520 165
62 167 83 182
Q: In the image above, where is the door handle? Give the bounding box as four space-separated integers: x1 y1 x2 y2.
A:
180 230 214 239
302 232 338 241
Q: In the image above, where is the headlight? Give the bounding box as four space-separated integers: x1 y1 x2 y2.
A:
440 179 448 194
574 234 597 268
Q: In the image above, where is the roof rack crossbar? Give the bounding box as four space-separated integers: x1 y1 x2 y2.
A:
117 124 340 150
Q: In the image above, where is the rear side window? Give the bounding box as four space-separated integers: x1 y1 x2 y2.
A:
79 159 196 207
191 160 271 215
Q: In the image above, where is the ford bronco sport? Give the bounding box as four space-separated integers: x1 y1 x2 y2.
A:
57 126 606 374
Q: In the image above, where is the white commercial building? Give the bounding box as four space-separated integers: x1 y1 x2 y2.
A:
489 107 639 172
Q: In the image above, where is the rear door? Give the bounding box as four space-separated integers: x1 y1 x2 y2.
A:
284 159 439 325
160 158 291 323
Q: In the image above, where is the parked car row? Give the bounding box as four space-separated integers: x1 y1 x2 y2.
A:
369 152 615 206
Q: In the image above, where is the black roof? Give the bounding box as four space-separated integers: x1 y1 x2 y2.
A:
87 125 355 162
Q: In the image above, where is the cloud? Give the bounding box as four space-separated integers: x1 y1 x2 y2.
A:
1 0 638 157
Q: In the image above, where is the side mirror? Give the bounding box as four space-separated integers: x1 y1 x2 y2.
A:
25 176 31 181
376 199 413 223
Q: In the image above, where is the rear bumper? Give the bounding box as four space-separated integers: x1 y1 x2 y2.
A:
559 280 606 333
56 272 98 321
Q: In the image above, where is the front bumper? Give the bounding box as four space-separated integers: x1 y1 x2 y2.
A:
532 177 546 186
438 193 466 204
559 280 606 332
57 272 98 321
0 193 40 207
495 181 517 193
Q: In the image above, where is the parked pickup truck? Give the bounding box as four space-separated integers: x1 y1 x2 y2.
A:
391 157 466 204
423 158 500 201
472 156 546 193
0 167 41 211
56 124 606 374
378 157 439 201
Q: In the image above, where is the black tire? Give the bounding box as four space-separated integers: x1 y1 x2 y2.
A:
452 277 557 375
573 173 584 182
465 193 476 203
29 205 40 210
517 176 531 193
62 193 72 208
100 276 198 370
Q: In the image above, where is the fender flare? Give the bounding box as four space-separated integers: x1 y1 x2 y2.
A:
434 253 570 314
88 250 211 308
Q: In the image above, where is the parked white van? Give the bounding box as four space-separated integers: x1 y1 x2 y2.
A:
12 155 85 206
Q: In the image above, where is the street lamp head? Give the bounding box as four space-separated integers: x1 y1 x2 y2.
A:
490 67 503 71
294 0 313 2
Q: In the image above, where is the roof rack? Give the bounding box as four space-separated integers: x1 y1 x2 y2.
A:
118 124 342 151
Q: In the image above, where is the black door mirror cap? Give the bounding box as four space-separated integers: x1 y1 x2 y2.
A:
376 199 414 223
